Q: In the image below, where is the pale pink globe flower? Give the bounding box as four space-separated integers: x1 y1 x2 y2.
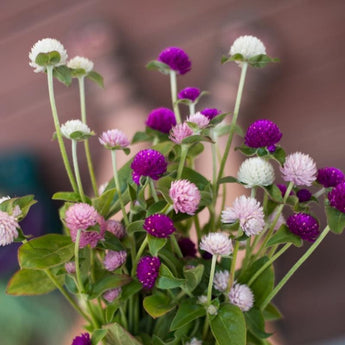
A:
187 112 210 129
65 261 76 274
103 250 127 271
213 270 230 292
0 210 19 246
106 219 126 239
229 282 254 311
99 129 130 149
169 123 193 144
103 287 121 302
199 232 233 256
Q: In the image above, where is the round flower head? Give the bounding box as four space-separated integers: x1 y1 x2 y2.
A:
169 123 194 144
245 119 282 149
201 108 221 120
169 179 201 215
213 270 230 292
103 287 121 302
287 213 320 242
158 47 191 75
146 107 176 134
199 232 233 256
106 219 126 239
143 214 176 238
29 38 68 73
297 189 312 202
186 338 202 345
131 149 167 185
61 119 91 140
104 250 127 271
178 237 197 257
67 56 94 73
99 129 129 149
317 167 345 188
65 261 76 274
328 182 345 213
0 210 19 246
187 112 210 129
238 157 275 188
221 195 265 236
178 87 201 102
229 282 254 312
280 152 317 186
137 256 161 289
230 35 266 60
71 333 91 345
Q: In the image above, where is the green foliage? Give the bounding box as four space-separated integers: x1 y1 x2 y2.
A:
267 224 302 247
326 205 345 234
86 71 104 87
89 274 132 299
143 293 176 318
146 60 171 74
53 65 72 86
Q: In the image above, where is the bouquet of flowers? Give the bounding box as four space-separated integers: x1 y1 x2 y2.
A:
3 35 345 345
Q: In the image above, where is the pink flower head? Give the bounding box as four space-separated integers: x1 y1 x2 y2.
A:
65 261 76 274
104 250 127 271
229 282 254 312
199 232 233 256
99 129 129 149
169 179 201 215
169 123 193 144
280 152 317 186
106 219 126 239
65 203 105 248
103 287 121 302
213 270 230 292
187 112 210 129
0 210 19 246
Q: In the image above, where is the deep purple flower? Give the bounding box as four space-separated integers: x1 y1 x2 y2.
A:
297 189 312 202
146 107 176 134
137 256 161 289
286 213 320 242
178 87 200 102
317 167 345 188
158 47 191 75
178 237 197 257
200 108 221 120
71 333 91 345
328 182 345 213
143 214 176 238
245 119 282 148
131 149 167 185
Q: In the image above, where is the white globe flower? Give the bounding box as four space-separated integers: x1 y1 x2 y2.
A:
60 119 91 140
230 35 266 59
213 270 230 292
199 232 233 256
67 56 94 73
229 282 254 312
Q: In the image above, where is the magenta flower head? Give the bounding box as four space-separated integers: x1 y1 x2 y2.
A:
169 179 201 215
99 129 130 149
296 189 312 202
158 47 191 75
143 214 176 238
104 250 127 271
200 108 221 120
317 167 345 188
287 213 320 242
178 87 200 102
71 333 91 345
106 219 126 239
245 119 282 149
0 210 19 246
131 149 167 185
328 182 345 213
178 237 197 257
169 123 193 144
146 107 176 134
65 203 105 248
137 256 161 289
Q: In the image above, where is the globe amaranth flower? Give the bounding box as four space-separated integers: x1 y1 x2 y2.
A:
104 250 127 271
0 210 19 246
29 38 68 73
61 119 91 140
146 107 176 134
280 152 317 186
65 203 105 248
328 182 345 213
103 287 121 302
65 261 76 274
71 333 91 345
99 129 129 149
213 270 230 292
169 179 201 215
317 167 345 188
287 213 320 242
131 149 167 185
143 214 176 238
199 232 233 256
221 195 265 236
178 87 200 102
230 35 266 60
237 157 275 188
67 56 94 73
245 119 282 149
106 219 126 239
178 237 197 257
297 189 312 202
158 47 191 75
187 112 210 129
229 282 254 312
169 123 194 144
137 256 161 289
200 108 221 120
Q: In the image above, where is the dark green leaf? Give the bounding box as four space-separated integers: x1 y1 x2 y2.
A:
235 145 257 156
143 292 176 318
264 184 283 203
89 274 131 299
121 280 142 301
35 52 50 66
104 323 142 344
270 146 285 166
263 303 282 321
48 51 61 64
53 65 72 86
87 70 104 87
148 235 167 256
132 131 152 144
92 188 116 217
245 307 271 339
182 135 214 145
98 231 124 251
326 205 345 234
52 191 82 202
157 264 185 289
209 112 229 126
147 201 168 215
91 329 108 345
219 176 238 184
248 54 279 68
146 60 171 74
266 224 302 247
127 220 144 234
187 142 204 158
65 274 78 294
183 264 204 293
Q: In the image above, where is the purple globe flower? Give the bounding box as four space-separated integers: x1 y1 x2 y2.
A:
178 237 197 257
200 108 221 120
146 107 176 134
245 119 282 148
178 87 200 102
297 189 312 202
328 182 345 213
287 213 320 242
71 333 91 345
277 184 293 198
158 47 191 75
137 256 161 289
317 167 345 188
131 149 167 185
143 214 176 238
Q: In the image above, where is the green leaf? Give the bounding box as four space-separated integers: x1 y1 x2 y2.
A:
266 224 302 247
91 329 108 345
235 145 257 156
65 274 78 294
148 235 167 256
209 112 228 126
48 51 61 64
182 135 214 145
132 131 153 144
4 195 37 221
89 274 132 299
18 234 74 270
157 264 185 289
121 280 142 301
147 200 167 215
270 146 285 165
104 323 143 344
264 184 283 203
53 65 72 86
143 292 176 318
219 176 238 184
146 60 171 74
183 264 204 293
170 299 205 330
248 54 279 68
92 188 116 217
52 191 82 202
245 307 271 339
127 220 145 234
210 303 246 345
326 205 345 234
263 303 282 321
7 269 63 295
35 52 50 66
187 142 204 158
87 70 104 87
98 231 124 251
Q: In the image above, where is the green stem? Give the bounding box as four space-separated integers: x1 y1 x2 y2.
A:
313 187 325 199
149 178 159 202
251 187 256 198
228 240 240 292
189 102 195 116
46 66 78 192
177 144 188 179
207 255 217 305
261 225 331 310
72 140 86 202
171 234 183 258
170 70 181 123
75 229 84 293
